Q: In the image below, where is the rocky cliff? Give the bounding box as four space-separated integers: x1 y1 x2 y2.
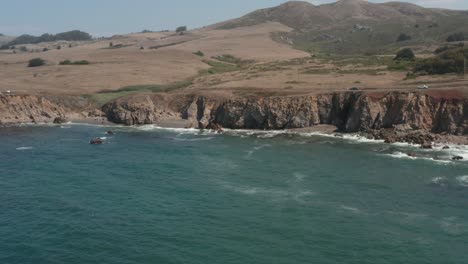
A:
1 91 466 136
0 95 96 125
102 91 468 135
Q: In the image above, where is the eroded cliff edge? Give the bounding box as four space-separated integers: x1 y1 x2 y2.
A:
0 94 98 125
102 91 468 135
1 91 467 143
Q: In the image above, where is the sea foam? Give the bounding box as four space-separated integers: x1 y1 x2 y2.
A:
16 147 33 151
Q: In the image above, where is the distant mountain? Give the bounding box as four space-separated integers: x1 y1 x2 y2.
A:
0 30 92 49
0 35 15 46
215 0 468 54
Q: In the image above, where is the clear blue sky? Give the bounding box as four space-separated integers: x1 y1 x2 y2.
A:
0 0 466 36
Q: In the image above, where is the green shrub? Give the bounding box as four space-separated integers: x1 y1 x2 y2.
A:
176 26 187 33
414 47 467 74
397 33 412 42
59 60 72 65
394 48 415 61
28 58 45 67
434 43 464 54
387 60 411 71
193 51 204 57
73 60 89 65
105 44 129 49
447 32 466 42
59 59 89 65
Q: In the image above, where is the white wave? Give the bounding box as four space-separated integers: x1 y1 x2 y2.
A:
438 145 468 161
340 205 362 214
244 144 272 159
341 134 385 144
299 131 338 139
384 152 452 164
431 176 448 186
134 124 200 133
173 137 214 142
386 211 428 222
219 180 315 204
293 191 316 203
60 125 71 129
293 172 306 182
386 151 418 160
456 176 468 187
225 184 288 197
16 147 33 151
440 217 466 235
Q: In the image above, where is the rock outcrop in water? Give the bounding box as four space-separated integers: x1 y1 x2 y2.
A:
102 91 468 135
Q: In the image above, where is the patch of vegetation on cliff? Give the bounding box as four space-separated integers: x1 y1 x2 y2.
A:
90 80 193 105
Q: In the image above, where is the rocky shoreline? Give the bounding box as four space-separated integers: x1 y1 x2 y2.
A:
1 91 467 149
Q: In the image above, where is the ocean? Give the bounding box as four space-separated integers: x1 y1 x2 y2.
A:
1 124 467 264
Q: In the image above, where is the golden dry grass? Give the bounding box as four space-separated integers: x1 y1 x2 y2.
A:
0 22 467 98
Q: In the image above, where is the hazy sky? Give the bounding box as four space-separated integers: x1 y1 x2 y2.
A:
0 0 466 36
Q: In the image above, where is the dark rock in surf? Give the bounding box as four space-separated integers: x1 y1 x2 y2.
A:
53 116 67 124
90 138 104 145
206 121 224 133
421 142 433 149
452 156 463 161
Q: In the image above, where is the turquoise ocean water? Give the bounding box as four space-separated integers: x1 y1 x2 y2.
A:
1 124 467 264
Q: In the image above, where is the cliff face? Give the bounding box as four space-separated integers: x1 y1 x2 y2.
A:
102 91 468 135
0 95 95 125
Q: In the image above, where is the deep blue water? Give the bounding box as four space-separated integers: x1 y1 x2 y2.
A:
1 124 467 264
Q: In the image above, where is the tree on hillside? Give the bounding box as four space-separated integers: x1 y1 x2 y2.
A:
414 47 467 74
176 26 187 35
28 58 45 67
397 33 412 42
0 30 92 49
446 32 465 42
394 48 415 61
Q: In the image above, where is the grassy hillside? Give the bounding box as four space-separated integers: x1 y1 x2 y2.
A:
217 0 468 55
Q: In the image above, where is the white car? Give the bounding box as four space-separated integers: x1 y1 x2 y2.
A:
417 85 428 90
